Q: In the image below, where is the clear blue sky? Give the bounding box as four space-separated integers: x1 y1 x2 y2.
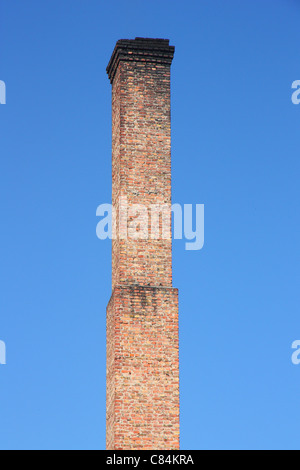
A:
0 0 299 450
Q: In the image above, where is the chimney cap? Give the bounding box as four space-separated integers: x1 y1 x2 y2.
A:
106 37 175 84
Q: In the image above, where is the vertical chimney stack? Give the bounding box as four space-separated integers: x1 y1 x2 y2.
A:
106 38 179 450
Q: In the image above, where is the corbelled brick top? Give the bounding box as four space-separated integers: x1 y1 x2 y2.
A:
106 37 175 84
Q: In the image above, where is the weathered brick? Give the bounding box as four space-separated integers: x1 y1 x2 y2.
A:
106 38 179 450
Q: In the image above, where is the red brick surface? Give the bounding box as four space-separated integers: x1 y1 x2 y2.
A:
106 286 179 450
106 38 179 450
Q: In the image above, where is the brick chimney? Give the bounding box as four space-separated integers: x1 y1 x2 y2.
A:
106 38 179 450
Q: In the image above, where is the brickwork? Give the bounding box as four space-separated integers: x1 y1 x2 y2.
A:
106 38 179 450
106 286 179 450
